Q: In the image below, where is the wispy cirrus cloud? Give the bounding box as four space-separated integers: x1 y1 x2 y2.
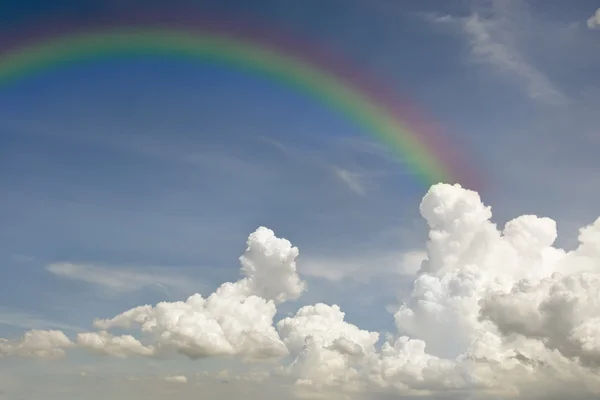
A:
257 135 404 197
424 1 568 106
462 13 567 105
331 165 366 196
45 262 202 297
0 308 83 332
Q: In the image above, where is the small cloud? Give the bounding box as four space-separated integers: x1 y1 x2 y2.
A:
163 375 188 384
587 8 600 29
45 262 200 296
431 14 453 23
217 369 230 379
422 12 459 24
331 166 366 196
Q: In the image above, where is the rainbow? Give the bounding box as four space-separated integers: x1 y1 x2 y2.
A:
0 14 477 188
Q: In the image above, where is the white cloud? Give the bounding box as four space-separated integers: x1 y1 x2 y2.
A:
463 13 565 104
424 13 454 24
479 263 600 366
45 262 199 296
331 166 366 196
587 8 600 29
76 331 155 358
5 184 600 399
277 303 379 390
0 329 73 359
89 227 304 361
239 227 307 304
424 4 567 105
163 375 188 384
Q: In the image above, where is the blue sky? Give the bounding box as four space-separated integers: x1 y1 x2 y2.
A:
1 1 600 398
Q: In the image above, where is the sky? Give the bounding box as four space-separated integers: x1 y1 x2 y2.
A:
1 0 600 399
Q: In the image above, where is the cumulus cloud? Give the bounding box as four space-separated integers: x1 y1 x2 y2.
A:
76 331 156 358
0 329 73 359
4 185 600 399
387 184 600 397
588 8 600 29
277 303 379 390
480 269 600 366
90 226 305 361
238 227 307 304
278 183 600 398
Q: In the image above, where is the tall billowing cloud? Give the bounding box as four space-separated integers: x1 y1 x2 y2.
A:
386 184 600 397
3 185 600 399
277 183 600 397
238 226 307 304
89 226 306 361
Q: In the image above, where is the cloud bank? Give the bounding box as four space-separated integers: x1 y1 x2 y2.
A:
3 184 600 399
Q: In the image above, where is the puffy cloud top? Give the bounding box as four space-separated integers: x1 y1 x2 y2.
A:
90 227 304 361
239 226 306 304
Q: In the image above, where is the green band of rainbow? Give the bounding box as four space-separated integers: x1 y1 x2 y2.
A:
0 28 454 186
